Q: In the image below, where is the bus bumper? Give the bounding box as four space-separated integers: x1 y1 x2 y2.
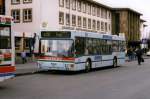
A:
37 61 76 71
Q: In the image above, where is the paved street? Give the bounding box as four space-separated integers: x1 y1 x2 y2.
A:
1 59 150 99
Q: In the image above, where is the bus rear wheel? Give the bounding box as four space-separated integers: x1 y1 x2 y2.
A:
85 60 91 72
113 58 117 68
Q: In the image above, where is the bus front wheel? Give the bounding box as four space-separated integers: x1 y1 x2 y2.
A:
85 60 91 72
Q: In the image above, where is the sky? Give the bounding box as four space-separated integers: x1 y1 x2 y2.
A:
95 0 150 34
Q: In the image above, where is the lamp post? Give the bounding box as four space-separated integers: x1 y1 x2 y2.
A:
22 32 25 51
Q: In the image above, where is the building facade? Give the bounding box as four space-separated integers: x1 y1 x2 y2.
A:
112 8 142 47
140 19 147 39
140 19 148 49
5 0 112 54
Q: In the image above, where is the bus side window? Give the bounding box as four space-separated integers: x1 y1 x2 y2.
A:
85 47 89 55
112 41 117 52
75 37 85 56
86 38 93 55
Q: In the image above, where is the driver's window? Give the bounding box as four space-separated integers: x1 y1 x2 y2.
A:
75 37 85 56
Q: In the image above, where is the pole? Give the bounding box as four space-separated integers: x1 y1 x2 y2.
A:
23 32 25 51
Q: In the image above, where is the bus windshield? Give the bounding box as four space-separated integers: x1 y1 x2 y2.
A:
0 27 11 49
40 39 74 57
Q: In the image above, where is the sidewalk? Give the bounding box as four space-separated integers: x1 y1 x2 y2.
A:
15 62 39 76
143 55 150 59
126 55 150 62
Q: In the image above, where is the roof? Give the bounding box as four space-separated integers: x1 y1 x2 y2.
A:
112 8 142 15
85 0 112 9
83 0 142 16
140 19 146 22
144 24 148 27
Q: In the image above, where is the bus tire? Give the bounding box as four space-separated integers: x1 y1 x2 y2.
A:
85 60 91 72
113 57 117 68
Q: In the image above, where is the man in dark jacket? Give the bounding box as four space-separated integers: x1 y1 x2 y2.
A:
127 48 133 61
136 47 143 65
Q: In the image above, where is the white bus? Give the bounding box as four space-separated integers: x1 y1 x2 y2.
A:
0 15 15 82
37 31 126 72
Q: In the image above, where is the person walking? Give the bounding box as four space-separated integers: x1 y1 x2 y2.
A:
135 47 143 65
127 48 132 61
21 50 27 64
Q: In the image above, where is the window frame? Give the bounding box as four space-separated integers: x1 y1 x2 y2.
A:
65 0 70 9
77 16 82 27
87 3 91 15
97 21 100 31
66 13 70 26
59 0 64 7
83 17 87 28
59 12 64 25
77 0 81 12
72 14 76 26
92 5 96 16
23 8 33 23
72 0 76 10
97 7 100 17
23 0 32 4
11 0 20 5
92 20 96 30
88 18 91 29
101 21 104 31
11 9 20 23
105 22 107 32
82 2 86 13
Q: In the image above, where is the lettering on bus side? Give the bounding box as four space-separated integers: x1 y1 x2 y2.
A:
94 55 102 61
103 35 112 40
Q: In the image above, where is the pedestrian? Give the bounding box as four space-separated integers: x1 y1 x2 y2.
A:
135 47 143 65
127 48 132 61
21 50 27 64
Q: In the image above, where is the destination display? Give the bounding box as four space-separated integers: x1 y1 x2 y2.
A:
41 31 71 38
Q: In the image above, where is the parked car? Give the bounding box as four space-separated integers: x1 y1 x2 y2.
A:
146 50 150 56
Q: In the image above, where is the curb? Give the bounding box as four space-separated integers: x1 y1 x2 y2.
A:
15 71 39 77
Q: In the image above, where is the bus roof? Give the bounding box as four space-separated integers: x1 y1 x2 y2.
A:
41 30 125 41
71 31 125 41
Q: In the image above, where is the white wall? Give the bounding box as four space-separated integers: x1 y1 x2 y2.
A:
40 0 59 31
5 0 41 37
5 0 112 36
